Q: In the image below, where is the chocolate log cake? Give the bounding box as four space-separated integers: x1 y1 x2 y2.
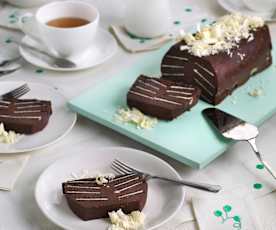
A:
0 99 52 134
62 174 148 221
127 75 201 120
161 14 272 105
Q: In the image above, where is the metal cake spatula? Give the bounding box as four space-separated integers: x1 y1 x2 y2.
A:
203 108 276 179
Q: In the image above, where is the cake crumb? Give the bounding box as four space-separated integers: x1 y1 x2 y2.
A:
115 107 158 129
250 67 258 75
248 88 264 97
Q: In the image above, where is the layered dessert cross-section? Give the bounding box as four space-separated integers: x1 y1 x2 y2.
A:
62 174 148 221
161 14 272 105
127 75 201 120
0 99 52 134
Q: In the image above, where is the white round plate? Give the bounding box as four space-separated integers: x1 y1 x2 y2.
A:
19 28 118 72
0 81 76 154
35 147 185 230
217 0 276 22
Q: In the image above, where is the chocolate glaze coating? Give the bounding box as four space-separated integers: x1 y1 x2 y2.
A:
127 75 201 120
62 174 148 221
0 99 52 134
161 25 272 105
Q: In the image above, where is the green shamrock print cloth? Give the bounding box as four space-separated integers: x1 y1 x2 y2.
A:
192 193 260 230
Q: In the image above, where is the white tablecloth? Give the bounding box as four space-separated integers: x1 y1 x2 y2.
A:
1 0 276 229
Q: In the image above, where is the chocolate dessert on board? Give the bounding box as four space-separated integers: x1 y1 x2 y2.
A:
161 14 272 105
127 75 201 120
62 174 148 221
0 99 52 134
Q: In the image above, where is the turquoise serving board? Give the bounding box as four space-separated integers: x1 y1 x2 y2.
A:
69 43 276 169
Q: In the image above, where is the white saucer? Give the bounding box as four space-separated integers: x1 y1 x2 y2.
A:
0 81 76 154
19 28 118 72
35 146 185 230
218 0 276 22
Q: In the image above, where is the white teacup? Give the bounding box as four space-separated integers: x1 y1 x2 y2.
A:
124 0 172 38
243 0 276 12
20 1 99 58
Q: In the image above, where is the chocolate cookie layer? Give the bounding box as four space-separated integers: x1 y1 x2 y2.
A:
127 75 201 120
161 25 272 105
62 174 148 221
0 99 52 134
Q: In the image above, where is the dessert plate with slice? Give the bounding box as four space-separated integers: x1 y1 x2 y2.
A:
19 28 118 72
35 146 185 230
0 81 76 154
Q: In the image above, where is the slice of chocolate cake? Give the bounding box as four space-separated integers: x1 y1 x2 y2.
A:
62 174 148 221
0 99 52 134
161 14 272 105
127 75 201 120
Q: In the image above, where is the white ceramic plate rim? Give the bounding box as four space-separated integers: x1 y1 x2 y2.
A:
19 28 118 72
0 81 77 155
217 0 276 22
35 147 185 230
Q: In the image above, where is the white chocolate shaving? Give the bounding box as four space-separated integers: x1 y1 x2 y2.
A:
0 123 20 144
248 88 264 97
108 209 145 230
179 14 264 57
115 107 157 129
96 173 115 185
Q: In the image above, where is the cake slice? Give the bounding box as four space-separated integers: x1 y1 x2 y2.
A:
0 99 52 134
127 75 201 120
161 14 272 105
62 174 148 221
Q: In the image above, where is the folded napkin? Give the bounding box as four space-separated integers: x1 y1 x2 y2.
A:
110 25 173 53
110 4 215 53
0 1 37 30
252 191 276 229
192 192 261 230
0 154 30 191
243 155 276 198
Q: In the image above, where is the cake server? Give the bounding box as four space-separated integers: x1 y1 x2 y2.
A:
203 108 276 179
111 159 222 193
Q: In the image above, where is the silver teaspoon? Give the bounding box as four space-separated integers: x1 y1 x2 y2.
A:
12 40 77 69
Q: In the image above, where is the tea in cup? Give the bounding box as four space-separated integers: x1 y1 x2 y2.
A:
19 1 99 58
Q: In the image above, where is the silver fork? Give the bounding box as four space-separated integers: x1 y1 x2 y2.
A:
0 57 22 68
0 66 22 77
0 83 30 100
111 159 222 193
